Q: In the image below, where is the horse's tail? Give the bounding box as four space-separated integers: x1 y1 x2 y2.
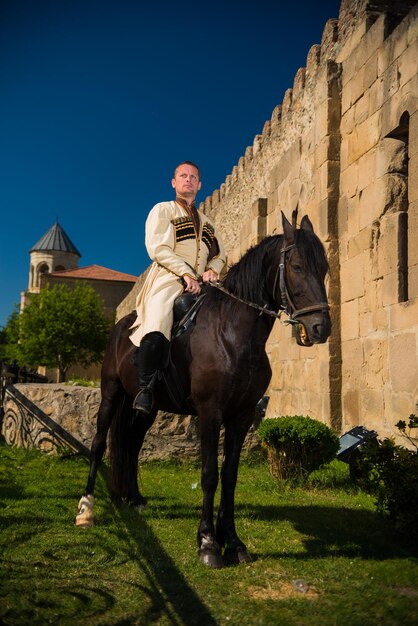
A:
109 393 137 501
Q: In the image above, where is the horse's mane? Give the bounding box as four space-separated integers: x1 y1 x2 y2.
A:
205 226 328 310
222 235 280 305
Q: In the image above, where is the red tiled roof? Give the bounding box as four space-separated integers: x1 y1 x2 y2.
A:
49 265 138 282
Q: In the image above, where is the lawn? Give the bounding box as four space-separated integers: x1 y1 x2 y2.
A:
0 443 417 625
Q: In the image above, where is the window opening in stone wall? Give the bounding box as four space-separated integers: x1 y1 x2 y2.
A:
386 111 409 303
37 263 49 288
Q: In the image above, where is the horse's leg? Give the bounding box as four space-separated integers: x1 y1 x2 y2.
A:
197 406 224 568
216 415 253 565
124 408 157 508
75 380 122 527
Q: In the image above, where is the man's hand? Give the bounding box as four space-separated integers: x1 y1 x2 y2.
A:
202 269 218 283
183 274 201 294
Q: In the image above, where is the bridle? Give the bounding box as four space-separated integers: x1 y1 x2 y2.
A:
208 241 329 325
272 243 330 324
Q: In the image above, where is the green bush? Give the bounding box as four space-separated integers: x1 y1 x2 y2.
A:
257 415 340 482
356 417 418 538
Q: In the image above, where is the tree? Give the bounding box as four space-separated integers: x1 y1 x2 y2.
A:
0 305 22 363
18 283 113 382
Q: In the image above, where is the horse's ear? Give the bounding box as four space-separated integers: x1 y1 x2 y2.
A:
281 211 295 243
292 204 298 229
300 215 314 232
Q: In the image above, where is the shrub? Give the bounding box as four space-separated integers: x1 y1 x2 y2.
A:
257 415 340 482
356 417 418 538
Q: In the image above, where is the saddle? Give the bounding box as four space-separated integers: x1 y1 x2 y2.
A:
155 291 207 414
172 292 206 339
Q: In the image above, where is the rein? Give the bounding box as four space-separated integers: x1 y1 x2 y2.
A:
209 242 329 325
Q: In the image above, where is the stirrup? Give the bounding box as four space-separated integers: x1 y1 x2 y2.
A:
133 388 154 414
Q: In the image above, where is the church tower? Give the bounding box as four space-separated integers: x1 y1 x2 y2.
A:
23 222 81 304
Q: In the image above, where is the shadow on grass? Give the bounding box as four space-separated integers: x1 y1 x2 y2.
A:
238 503 418 561
102 498 219 626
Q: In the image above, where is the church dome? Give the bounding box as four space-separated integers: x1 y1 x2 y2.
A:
30 221 81 257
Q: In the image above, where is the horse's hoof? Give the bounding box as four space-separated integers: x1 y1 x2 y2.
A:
223 546 252 566
198 549 224 569
75 495 94 527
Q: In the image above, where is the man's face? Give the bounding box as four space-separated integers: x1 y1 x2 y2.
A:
172 164 201 201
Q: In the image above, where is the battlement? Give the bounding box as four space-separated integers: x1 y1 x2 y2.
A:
199 0 417 248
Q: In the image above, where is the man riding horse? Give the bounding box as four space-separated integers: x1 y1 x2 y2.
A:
129 161 226 414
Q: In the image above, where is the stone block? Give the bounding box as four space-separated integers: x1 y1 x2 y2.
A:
341 106 355 135
359 307 388 336
382 270 399 306
341 254 365 302
390 333 418 392
347 195 360 236
351 64 365 105
342 47 358 87
269 354 284 391
363 53 378 92
341 79 353 115
354 93 370 126
336 20 367 64
340 162 358 198
358 181 382 230
374 212 404 279
392 18 409 61
407 6 418 46
343 389 360 427
347 227 371 259
341 298 359 340
409 200 418 265
347 111 381 165
264 392 282 419
357 149 376 192
278 334 301 361
362 14 387 64
338 197 349 238
341 338 364 387
368 77 385 115
382 61 401 105
390 299 418 332
409 264 418 299
359 388 385 424
410 112 418 157
363 337 388 388
384 390 417 439
340 134 350 171
409 151 418 203
398 39 418 88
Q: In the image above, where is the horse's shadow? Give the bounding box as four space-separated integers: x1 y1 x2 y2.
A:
98 486 219 626
238 503 418 561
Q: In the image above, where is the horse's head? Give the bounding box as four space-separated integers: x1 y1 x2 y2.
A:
273 211 331 346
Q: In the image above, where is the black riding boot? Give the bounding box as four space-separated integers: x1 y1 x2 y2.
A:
133 332 169 414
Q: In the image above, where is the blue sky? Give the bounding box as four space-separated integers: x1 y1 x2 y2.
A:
0 0 341 328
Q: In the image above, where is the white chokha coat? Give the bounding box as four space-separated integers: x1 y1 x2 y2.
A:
129 200 226 346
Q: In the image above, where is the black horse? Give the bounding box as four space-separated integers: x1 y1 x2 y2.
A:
75 212 331 568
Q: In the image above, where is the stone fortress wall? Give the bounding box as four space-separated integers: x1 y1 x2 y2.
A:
118 0 418 442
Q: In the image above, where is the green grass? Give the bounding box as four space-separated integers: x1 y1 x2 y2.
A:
1 443 417 626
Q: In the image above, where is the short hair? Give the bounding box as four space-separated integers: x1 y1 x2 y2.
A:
174 161 201 180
